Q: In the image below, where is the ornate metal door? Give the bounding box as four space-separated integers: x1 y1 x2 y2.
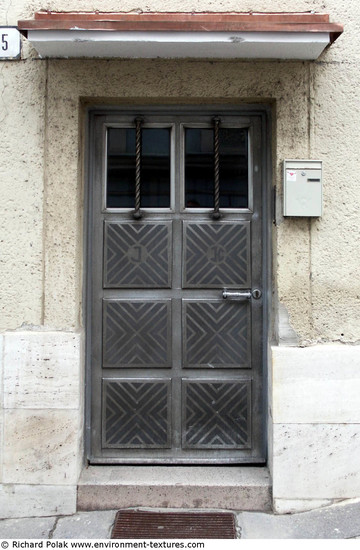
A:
87 109 267 463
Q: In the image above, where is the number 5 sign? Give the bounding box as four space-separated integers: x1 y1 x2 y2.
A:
0 27 21 59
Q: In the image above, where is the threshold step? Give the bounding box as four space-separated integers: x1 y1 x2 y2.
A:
77 466 271 512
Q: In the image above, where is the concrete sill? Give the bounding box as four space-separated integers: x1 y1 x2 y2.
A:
77 465 272 512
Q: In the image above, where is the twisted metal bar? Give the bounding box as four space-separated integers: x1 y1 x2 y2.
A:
212 116 221 220
133 117 143 219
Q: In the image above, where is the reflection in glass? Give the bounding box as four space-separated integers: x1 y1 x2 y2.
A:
107 127 171 208
185 128 248 208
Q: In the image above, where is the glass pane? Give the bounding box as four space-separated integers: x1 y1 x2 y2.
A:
142 128 171 208
107 128 136 208
185 127 248 208
107 127 171 208
185 129 213 208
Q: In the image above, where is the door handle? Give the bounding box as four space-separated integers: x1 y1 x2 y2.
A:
222 289 262 300
222 289 251 300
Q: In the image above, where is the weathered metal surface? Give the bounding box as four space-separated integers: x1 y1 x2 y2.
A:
183 300 251 368
182 222 250 288
103 379 171 448
87 110 266 463
103 300 171 368
111 510 237 539
212 116 221 219
103 222 172 288
18 13 343 45
133 117 143 219
182 380 251 449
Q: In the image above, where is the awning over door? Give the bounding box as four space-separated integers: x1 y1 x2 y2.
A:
18 12 343 60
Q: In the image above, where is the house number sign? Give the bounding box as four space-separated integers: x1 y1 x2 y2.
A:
0 27 21 60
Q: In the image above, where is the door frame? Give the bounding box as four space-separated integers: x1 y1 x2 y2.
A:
83 103 272 465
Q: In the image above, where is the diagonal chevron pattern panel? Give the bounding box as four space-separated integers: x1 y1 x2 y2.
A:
183 222 250 288
183 300 251 368
182 380 251 449
103 379 171 448
104 222 172 287
103 300 171 367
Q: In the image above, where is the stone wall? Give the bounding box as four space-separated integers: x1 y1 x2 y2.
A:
0 332 83 516
271 345 360 513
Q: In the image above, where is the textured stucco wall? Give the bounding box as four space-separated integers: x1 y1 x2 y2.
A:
0 57 45 329
46 57 309 330
0 0 359 518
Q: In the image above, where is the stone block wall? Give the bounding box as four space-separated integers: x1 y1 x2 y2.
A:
271 345 360 513
0 332 83 517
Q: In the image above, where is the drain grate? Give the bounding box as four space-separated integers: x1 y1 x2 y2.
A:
111 510 236 539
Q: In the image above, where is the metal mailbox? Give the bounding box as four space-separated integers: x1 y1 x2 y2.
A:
283 159 322 217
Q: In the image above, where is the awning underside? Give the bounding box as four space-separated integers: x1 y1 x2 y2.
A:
18 12 343 60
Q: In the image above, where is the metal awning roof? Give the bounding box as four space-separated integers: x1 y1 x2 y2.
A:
18 12 343 60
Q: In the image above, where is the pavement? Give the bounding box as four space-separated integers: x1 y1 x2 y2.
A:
1 500 360 540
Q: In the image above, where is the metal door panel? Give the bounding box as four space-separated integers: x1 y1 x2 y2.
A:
182 222 250 288
102 378 172 448
182 379 251 449
102 299 172 368
103 221 172 288
182 299 251 368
